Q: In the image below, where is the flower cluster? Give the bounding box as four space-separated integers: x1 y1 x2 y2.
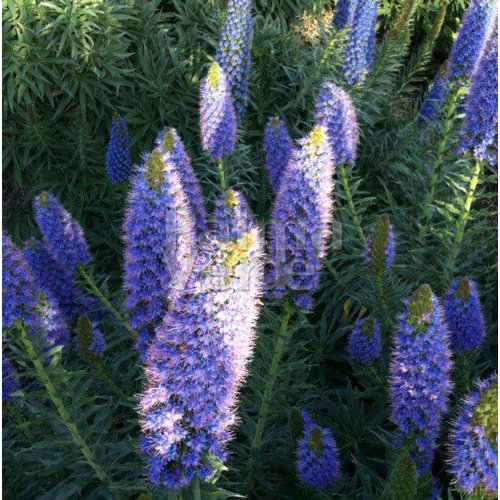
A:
3 358 20 402
296 412 341 490
213 189 253 242
139 223 264 488
342 0 378 86
459 26 498 166
291 9 333 45
365 214 395 273
389 284 453 474
448 373 498 495
347 316 381 364
34 192 91 275
156 128 208 238
123 149 196 357
263 116 293 194
267 125 335 309
200 62 237 159
35 291 71 352
444 278 486 352
106 113 132 184
333 0 358 30
315 82 359 165
215 0 253 120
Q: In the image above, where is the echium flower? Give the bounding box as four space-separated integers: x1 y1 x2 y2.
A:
139 226 264 489
3 358 20 402
267 125 335 309
419 61 449 123
213 189 253 242
296 411 341 490
3 233 36 328
106 113 132 184
459 26 498 166
333 0 358 30
444 278 486 352
215 0 253 120
365 214 395 273
347 316 382 364
342 0 379 86
315 82 359 164
448 373 498 495
263 116 293 194
76 315 106 360
123 148 196 357
389 284 453 474
35 291 71 352
24 238 82 322
200 62 237 159
156 128 208 238
34 192 91 275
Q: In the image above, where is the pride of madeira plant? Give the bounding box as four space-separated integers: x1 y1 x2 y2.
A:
2 0 497 498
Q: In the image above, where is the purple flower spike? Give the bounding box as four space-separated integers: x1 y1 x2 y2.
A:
156 128 208 238
342 0 379 86
35 291 71 352
419 61 449 123
123 149 196 358
33 192 91 274
315 82 360 165
106 113 132 184
213 189 254 241
448 373 498 495
216 0 253 120
3 233 36 329
459 26 498 166
347 316 382 364
296 412 341 490
3 358 20 402
444 278 486 352
200 62 237 159
365 214 395 272
139 225 264 489
264 116 293 194
267 125 335 309
389 284 453 475
333 0 359 30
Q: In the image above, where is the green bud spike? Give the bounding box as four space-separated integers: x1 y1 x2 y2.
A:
361 318 375 338
369 214 391 273
473 380 498 446
224 190 240 209
77 315 97 363
207 62 222 88
407 284 434 334
390 456 417 500
289 408 305 440
38 192 50 207
162 129 175 153
308 427 324 456
455 277 472 302
144 150 165 191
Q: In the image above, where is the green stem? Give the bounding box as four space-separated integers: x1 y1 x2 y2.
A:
375 272 390 330
17 322 111 484
167 490 179 500
444 159 483 284
419 90 460 240
190 476 201 500
217 159 226 190
78 266 135 336
338 163 366 243
5 404 34 442
251 300 294 452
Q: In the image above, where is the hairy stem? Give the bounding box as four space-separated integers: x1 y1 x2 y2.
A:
78 266 136 336
217 159 226 190
17 322 111 484
444 159 483 284
339 163 366 243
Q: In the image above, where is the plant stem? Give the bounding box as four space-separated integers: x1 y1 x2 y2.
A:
217 159 226 190
338 163 366 244
167 490 179 500
375 272 390 330
17 322 111 484
78 266 136 336
444 159 483 284
252 300 293 452
190 476 201 500
93 360 127 399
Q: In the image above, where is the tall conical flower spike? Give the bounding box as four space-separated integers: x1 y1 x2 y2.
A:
347 316 382 364
419 61 449 122
448 373 498 495
3 233 37 328
267 125 335 309
216 0 253 120
123 149 196 358
3 358 20 402
444 278 486 352
315 82 360 165
106 113 132 184
296 412 341 490
263 116 293 194
33 192 91 275
200 62 237 159
139 225 264 488
365 214 395 272
156 128 208 237
459 26 498 166
333 0 359 30
389 284 453 474
342 0 379 86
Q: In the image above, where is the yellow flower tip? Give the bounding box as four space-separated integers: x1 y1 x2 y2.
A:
162 129 176 152
207 62 222 88
38 192 50 207
308 125 326 149
224 190 240 209
455 277 471 301
144 149 165 190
